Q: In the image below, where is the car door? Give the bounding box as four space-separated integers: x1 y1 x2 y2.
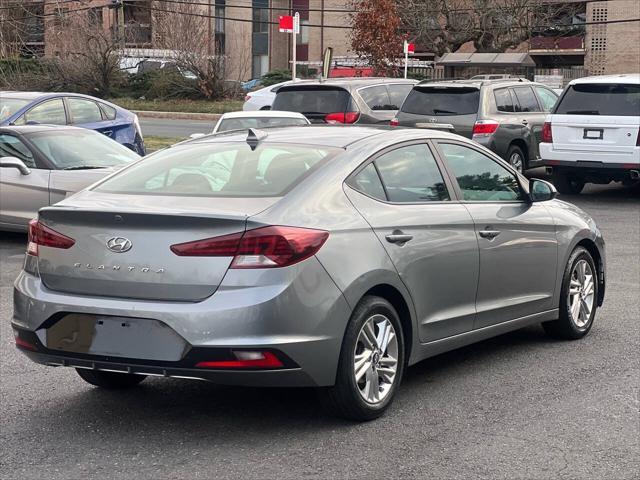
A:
435 141 558 328
66 97 116 139
0 133 49 228
344 142 480 343
511 86 547 162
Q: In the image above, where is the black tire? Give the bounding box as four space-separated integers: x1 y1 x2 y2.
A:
507 144 527 173
319 296 405 421
76 369 146 389
542 247 598 340
552 172 585 195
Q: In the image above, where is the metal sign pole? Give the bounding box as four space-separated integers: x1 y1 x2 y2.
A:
292 12 300 82
404 40 408 79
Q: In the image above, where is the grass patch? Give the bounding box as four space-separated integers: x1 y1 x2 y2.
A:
144 135 184 153
109 97 243 114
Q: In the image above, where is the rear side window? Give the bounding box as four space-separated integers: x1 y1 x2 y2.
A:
96 143 337 197
494 88 515 112
272 87 352 114
401 87 480 116
68 98 104 124
100 103 117 120
347 163 386 201
374 144 450 202
358 86 392 110
554 83 640 116
512 87 540 112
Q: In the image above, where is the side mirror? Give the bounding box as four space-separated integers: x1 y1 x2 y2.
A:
0 156 31 175
189 133 206 139
529 178 557 202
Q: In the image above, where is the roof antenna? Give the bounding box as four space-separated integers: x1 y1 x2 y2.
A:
246 128 268 151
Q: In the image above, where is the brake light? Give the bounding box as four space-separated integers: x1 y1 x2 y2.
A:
14 335 38 351
244 94 251 102
196 351 284 369
170 226 329 268
390 117 399 127
472 120 499 136
325 112 359 124
542 121 553 143
27 219 75 256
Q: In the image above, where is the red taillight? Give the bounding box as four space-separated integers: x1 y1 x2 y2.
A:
324 112 359 124
14 335 38 351
244 94 251 102
472 120 499 136
390 117 399 127
196 351 284 369
27 219 75 256
170 226 329 268
542 121 553 143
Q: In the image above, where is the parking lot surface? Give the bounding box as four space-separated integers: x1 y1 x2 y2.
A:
1 183 638 480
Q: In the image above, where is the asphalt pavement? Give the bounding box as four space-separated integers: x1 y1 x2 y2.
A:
1 183 638 479
140 117 215 138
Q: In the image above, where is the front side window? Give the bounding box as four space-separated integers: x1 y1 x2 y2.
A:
554 83 640 116
0 134 36 167
439 143 522 201
374 144 450 203
17 98 67 125
359 86 392 111
512 87 540 113
95 143 337 197
534 87 558 112
68 98 104 124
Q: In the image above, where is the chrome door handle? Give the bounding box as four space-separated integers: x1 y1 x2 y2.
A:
521 119 528 125
478 230 501 240
385 232 413 245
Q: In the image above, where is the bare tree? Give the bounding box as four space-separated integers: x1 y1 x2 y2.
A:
399 0 583 56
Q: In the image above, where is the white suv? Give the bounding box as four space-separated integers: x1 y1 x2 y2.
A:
539 73 640 194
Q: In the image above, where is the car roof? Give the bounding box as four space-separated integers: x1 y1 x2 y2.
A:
568 73 640 85
219 111 308 119
0 125 93 134
0 91 48 100
415 78 532 89
0 91 122 104
279 77 418 89
185 125 463 149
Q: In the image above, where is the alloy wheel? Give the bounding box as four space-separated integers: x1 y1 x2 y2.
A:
510 151 524 173
568 259 595 328
353 314 399 404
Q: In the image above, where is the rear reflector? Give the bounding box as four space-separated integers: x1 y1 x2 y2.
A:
15 336 38 351
390 117 399 127
472 120 499 136
196 351 284 369
542 121 553 143
171 226 329 268
325 112 360 124
27 219 75 256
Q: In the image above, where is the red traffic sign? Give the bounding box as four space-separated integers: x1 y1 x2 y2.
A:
279 15 294 33
404 42 415 54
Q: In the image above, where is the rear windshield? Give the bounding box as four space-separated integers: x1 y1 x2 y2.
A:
217 116 308 132
555 83 640 116
400 87 480 116
272 87 351 115
0 98 30 121
95 143 338 197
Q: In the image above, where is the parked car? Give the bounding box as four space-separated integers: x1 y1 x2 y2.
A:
540 73 640 194
0 92 145 155
393 78 560 172
0 125 140 231
272 78 418 125
243 81 293 111
211 111 310 133
13 125 605 421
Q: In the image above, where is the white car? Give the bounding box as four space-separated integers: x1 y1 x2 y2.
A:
243 81 293 111
211 111 310 133
540 73 640 194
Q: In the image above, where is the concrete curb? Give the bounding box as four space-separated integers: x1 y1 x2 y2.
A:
133 110 222 121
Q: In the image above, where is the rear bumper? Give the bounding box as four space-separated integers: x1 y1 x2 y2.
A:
540 143 640 167
12 256 351 387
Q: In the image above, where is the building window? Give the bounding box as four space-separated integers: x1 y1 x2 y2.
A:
253 54 269 78
252 0 269 34
215 0 225 54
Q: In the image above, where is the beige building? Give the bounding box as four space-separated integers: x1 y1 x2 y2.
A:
585 0 640 74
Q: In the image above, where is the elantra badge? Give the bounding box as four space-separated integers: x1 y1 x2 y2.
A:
106 237 132 253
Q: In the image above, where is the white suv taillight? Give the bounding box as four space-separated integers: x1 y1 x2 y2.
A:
390 117 399 127
472 120 499 137
542 121 553 143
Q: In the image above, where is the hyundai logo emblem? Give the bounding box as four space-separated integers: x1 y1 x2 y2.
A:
106 237 132 253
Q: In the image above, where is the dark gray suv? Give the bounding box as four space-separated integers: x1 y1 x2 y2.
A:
393 79 559 172
272 78 417 125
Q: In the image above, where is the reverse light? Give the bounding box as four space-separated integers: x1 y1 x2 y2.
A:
325 111 360 124
472 120 500 137
542 121 553 143
170 226 329 268
390 117 399 127
196 351 284 369
27 219 75 256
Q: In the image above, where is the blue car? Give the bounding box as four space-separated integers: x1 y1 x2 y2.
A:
0 92 145 155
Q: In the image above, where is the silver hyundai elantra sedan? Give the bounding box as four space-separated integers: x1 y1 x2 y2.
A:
12 126 605 421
